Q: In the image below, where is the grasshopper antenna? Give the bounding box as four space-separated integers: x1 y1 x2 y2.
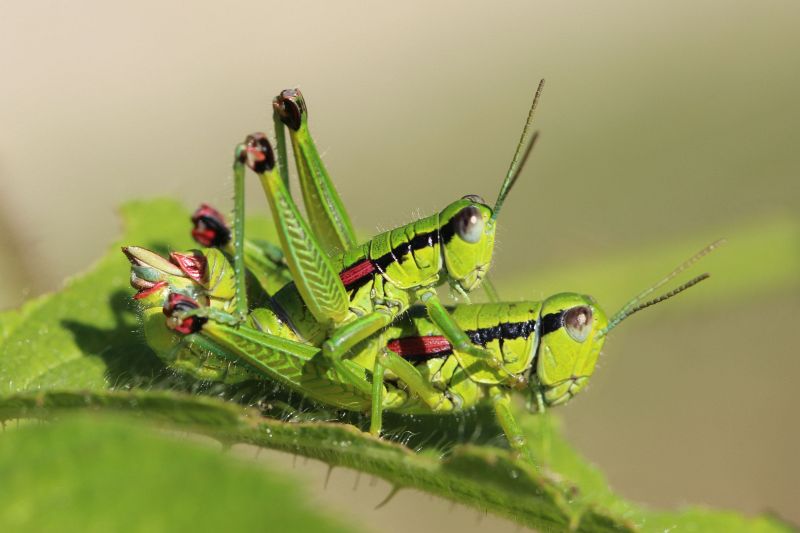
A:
492 78 545 222
598 239 724 336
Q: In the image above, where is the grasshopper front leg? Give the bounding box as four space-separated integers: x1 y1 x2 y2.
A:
417 289 509 373
489 386 535 465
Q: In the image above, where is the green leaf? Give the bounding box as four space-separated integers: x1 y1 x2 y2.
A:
0 414 356 533
0 390 634 531
0 199 795 532
0 390 793 533
0 200 195 395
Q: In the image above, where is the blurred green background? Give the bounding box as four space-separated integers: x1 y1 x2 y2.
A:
1 1 798 530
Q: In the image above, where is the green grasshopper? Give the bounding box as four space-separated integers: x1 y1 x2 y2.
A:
124 82 714 461
124 236 714 463
229 85 545 378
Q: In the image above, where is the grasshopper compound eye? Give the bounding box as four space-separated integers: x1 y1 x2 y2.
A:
163 293 207 334
273 88 306 131
454 205 485 244
243 133 276 174
461 194 486 205
191 204 230 248
564 306 593 343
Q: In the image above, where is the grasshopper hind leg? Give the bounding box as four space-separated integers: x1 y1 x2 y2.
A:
243 133 351 328
273 88 358 253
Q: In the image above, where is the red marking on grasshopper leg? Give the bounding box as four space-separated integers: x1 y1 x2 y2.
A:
244 133 276 174
387 336 452 359
339 260 376 289
191 204 230 247
133 280 168 300
170 251 207 283
163 293 206 334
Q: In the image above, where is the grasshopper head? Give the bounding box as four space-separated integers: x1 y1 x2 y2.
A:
439 195 496 293
534 293 608 406
529 243 718 408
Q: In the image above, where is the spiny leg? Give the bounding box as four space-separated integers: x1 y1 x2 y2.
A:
242 133 350 327
231 144 248 318
184 150 250 318
240 133 402 377
274 89 358 253
273 104 290 190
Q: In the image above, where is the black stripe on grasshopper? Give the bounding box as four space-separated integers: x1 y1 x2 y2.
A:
246 86 544 369
540 311 566 337
389 316 550 362
338 204 478 293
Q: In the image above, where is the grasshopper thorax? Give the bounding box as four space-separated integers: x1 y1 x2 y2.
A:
439 195 496 293
534 293 608 406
